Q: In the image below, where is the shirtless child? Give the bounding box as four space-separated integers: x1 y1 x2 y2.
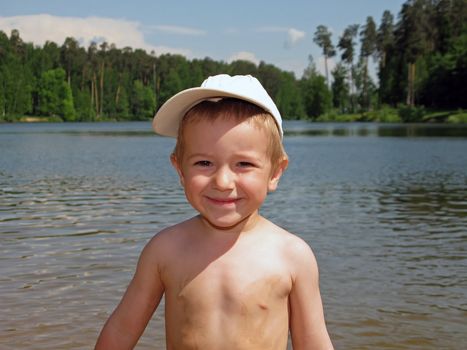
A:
95 74 334 350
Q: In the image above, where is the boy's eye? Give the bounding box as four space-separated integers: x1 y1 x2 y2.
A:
237 161 255 168
194 160 212 167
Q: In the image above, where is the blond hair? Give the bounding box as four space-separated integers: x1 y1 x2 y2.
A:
172 98 287 171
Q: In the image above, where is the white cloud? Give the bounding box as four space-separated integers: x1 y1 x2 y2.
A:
286 28 305 47
0 14 191 56
147 25 206 36
257 26 305 48
228 51 260 65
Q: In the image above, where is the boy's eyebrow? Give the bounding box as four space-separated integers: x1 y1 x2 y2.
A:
185 153 213 161
187 152 265 162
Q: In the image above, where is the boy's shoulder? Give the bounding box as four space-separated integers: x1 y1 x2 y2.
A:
262 217 311 245
260 218 317 266
144 216 317 272
151 216 314 254
146 217 196 249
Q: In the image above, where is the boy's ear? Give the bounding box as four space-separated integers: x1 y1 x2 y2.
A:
170 154 185 186
268 158 288 192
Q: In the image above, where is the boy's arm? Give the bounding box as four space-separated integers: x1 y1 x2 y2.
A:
288 240 334 350
95 237 164 350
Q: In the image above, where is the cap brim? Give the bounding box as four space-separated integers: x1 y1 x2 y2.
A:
152 87 275 137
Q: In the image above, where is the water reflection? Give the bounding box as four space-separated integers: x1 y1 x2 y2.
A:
2 120 467 138
284 122 467 138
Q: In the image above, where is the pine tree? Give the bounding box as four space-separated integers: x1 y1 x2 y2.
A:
360 16 377 110
313 25 336 87
338 24 359 112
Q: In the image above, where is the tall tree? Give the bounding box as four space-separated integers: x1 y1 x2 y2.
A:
331 63 350 113
258 61 285 100
376 10 397 106
338 24 359 111
97 42 108 117
9 29 25 61
376 11 395 70
228 60 258 76
131 80 155 120
433 0 467 53
396 0 432 106
41 41 61 71
1 30 34 118
300 56 332 118
313 25 336 87
87 42 99 118
275 71 305 119
61 37 80 85
360 16 377 110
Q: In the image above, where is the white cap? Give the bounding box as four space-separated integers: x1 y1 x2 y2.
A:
152 74 283 138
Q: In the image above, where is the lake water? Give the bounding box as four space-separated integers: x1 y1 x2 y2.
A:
1 121 466 349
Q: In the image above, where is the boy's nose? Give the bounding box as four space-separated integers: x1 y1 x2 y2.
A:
213 166 235 190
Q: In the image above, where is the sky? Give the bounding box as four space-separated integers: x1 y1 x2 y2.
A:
1 0 407 78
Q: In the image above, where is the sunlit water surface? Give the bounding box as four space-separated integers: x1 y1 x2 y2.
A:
1 122 466 349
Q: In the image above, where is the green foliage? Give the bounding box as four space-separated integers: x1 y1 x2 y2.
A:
314 25 336 57
258 62 287 100
338 24 359 64
398 104 426 122
447 111 467 124
131 80 155 120
419 34 467 109
62 91 75 121
115 86 130 120
0 49 34 118
360 16 377 58
38 68 76 121
0 0 466 125
359 16 378 110
0 72 4 119
74 89 95 121
365 105 401 122
381 0 467 108
314 25 336 86
300 74 332 119
228 60 258 76
331 63 350 112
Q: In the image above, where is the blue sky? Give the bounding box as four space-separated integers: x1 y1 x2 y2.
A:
1 0 407 78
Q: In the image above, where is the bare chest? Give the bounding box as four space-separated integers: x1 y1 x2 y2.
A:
161 233 293 349
163 248 292 314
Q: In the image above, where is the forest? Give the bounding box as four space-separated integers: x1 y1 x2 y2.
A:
0 0 466 123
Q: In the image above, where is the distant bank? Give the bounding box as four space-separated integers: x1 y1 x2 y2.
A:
6 108 467 125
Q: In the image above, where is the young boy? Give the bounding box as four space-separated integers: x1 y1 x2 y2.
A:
95 74 333 349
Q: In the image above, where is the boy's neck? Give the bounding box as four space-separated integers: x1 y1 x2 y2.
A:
197 210 263 238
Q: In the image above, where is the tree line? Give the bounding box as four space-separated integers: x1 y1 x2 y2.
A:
0 0 466 123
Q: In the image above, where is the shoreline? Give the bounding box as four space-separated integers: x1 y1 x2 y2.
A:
2 108 467 125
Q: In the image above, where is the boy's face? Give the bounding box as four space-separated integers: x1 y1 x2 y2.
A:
172 117 286 230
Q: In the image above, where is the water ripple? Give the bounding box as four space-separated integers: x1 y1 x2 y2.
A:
1 123 467 349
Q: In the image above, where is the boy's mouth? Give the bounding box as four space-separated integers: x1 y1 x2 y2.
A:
206 196 240 205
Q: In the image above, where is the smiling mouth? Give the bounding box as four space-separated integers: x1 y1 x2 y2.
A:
206 197 240 205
